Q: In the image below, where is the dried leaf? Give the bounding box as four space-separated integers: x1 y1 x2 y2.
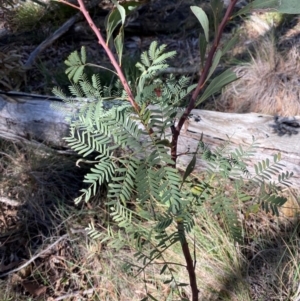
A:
21 280 47 297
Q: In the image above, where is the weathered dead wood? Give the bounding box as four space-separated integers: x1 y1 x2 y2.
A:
24 0 101 70
0 197 22 207
175 112 300 188
0 93 300 188
24 14 81 70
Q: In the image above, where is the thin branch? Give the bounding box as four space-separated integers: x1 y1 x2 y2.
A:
75 0 139 113
56 0 79 10
86 63 118 76
178 222 199 301
24 14 81 69
54 289 94 301
0 235 69 278
0 197 22 207
146 261 186 268
171 0 239 164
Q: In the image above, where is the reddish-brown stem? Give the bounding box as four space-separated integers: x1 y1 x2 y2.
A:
170 0 239 163
59 3 239 300
178 222 199 301
57 0 79 10
75 0 140 113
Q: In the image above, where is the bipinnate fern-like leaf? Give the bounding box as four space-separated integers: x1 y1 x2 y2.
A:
163 75 197 106
109 203 157 253
148 105 178 136
278 171 293 186
64 46 87 83
203 138 256 179
135 41 176 100
54 44 187 212
253 155 283 182
161 167 183 214
86 222 102 240
108 158 139 205
252 153 293 189
208 194 243 243
155 213 173 232
136 41 175 71
75 158 116 204
198 139 293 242
110 202 132 228
55 39 294 255
259 187 287 216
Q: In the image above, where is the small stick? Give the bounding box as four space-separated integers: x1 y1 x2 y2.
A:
0 234 68 278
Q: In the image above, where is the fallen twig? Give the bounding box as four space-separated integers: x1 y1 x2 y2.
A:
0 197 22 207
24 0 100 70
24 15 81 70
54 288 94 300
0 234 68 278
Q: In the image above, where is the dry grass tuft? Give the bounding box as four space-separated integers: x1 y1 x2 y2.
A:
219 35 300 116
0 138 300 300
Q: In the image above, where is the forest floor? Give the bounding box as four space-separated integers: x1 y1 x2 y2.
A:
0 1 300 300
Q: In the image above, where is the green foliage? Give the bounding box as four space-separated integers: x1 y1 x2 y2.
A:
6 1 45 32
53 43 194 212
4 0 76 33
234 0 300 16
191 6 210 42
53 1 298 299
135 41 177 104
64 47 87 83
105 0 140 64
197 69 237 105
196 139 291 242
278 0 300 13
54 40 292 250
235 0 279 16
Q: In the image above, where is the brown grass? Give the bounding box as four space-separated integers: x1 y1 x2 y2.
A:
1 7 300 301
219 35 300 116
0 135 300 300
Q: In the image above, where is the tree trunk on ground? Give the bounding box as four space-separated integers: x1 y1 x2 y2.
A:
1 93 300 189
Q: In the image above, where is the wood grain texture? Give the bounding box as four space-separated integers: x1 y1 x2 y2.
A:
1 94 299 188
176 110 300 188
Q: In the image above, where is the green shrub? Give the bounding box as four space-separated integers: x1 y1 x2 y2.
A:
54 1 298 300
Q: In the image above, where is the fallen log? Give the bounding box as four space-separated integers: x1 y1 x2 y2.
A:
1 92 300 188
0 92 69 149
